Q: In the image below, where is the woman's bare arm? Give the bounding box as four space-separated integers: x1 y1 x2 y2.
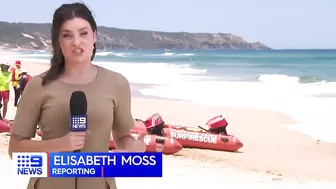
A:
8 135 60 159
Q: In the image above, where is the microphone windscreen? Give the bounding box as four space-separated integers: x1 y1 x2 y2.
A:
69 91 87 115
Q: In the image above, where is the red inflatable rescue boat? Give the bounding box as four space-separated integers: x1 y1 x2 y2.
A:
136 113 243 152
109 121 182 155
109 133 182 155
0 118 12 133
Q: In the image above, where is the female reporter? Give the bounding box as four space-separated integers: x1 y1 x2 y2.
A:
8 2 146 189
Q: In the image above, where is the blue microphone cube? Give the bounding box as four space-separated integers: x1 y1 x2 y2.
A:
69 115 88 131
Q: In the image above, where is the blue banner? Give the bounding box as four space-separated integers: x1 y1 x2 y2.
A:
48 152 163 177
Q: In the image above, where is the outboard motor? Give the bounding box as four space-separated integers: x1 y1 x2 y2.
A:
206 115 228 135
143 113 165 136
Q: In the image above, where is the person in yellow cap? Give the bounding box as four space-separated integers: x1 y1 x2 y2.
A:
0 63 12 118
10 60 21 107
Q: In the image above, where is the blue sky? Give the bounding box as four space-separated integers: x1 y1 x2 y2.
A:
0 0 335 49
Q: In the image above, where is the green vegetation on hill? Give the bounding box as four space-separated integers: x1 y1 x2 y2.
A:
0 21 271 50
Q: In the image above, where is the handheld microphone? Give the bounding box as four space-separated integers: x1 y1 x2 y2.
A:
69 91 88 152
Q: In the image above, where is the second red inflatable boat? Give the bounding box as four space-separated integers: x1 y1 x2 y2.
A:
136 113 243 152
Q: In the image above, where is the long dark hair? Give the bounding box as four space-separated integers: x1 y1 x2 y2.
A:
41 3 97 86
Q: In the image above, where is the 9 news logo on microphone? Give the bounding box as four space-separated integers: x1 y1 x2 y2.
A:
12 152 48 177
70 115 87 131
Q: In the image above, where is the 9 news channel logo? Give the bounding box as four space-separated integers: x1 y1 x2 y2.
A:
70 115 87 131
12 152 48 177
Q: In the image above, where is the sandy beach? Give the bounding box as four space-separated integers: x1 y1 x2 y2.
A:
0 57 336 188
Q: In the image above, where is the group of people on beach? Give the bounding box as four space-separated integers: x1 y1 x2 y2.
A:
0 60 32 118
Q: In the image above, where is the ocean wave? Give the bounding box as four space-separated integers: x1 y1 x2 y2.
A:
96 61 207 85
256 74 326 84
144 52 194 57
96 52 129 57
299 76 325 83
96 52 114 56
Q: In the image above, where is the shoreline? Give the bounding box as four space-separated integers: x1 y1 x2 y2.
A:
0 57 336 187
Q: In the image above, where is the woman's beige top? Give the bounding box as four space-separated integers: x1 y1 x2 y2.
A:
10 66 134 189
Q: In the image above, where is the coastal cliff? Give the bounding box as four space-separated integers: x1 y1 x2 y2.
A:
0 21 271 50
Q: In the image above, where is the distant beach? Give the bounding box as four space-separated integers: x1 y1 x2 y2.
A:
0 50 336 188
